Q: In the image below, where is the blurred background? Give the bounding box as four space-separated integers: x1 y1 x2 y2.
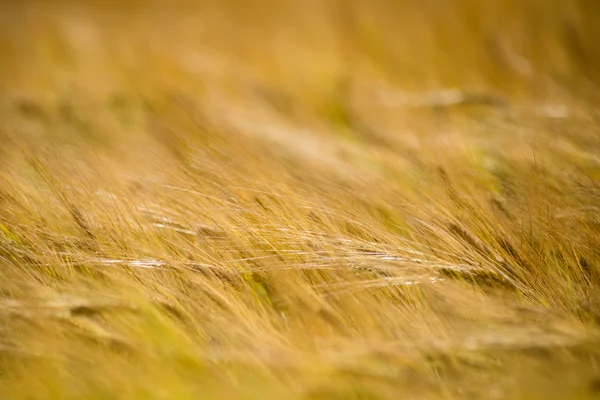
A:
2 0 600 109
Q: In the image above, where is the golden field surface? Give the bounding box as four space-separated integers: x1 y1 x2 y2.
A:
1 1 600 398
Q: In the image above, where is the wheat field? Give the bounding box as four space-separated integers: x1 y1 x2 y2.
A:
1 1 600 399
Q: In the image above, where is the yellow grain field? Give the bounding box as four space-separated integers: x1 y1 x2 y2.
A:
1 1 600 399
